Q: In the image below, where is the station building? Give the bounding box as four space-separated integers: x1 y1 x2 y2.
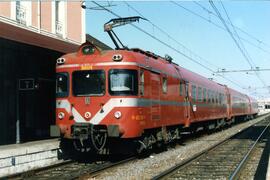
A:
0 1 85 145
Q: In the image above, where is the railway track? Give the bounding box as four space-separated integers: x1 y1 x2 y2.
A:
9 155 135 180
7 115 268 180
153 116 270 180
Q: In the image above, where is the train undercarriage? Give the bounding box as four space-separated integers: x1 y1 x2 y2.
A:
59 114 257 157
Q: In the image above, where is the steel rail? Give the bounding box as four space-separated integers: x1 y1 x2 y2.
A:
9 156 136 180
152 115 269 180
77 156 136 179
152 130 235 180
6 160 74 179
229 120 270 180
7 114 268 179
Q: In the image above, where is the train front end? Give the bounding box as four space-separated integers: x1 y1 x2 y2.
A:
51 42 144 153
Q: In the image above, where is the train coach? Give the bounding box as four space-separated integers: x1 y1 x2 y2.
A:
50 41 258 154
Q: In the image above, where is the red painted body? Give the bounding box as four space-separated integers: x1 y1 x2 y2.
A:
55 42 258 141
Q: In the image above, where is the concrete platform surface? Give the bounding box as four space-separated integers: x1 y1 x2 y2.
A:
0 138 62 178
267 152 270 179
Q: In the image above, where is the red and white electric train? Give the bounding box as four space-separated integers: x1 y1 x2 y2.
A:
51 17 258 154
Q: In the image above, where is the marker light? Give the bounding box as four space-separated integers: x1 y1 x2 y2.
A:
112 54 123 61
114 111 122 119
84 112 91 119
56 58 66 65
58 112 65 120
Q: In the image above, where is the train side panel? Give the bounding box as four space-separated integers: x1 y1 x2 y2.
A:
179 67 228 124
228 88 250 118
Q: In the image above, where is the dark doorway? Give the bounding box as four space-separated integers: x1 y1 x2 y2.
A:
0 37 63 145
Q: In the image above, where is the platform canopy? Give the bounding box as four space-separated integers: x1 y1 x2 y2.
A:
0 20 79 53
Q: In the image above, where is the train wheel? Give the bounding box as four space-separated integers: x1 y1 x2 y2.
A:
136 140 147 155
136 135 153 156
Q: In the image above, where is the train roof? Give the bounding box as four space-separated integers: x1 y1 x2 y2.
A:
60 42 250 96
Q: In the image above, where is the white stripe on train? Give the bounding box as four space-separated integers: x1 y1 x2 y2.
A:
56 98 144 124
57 98 228 125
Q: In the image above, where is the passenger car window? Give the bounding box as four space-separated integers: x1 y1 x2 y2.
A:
207 90 211 103
203 88 207 102
211 91 215 103
198 87 202 102
192 85 196 101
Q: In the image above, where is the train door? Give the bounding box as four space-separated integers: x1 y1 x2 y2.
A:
246 95 251 115
150 73 161 122
225 86 232 119
184 81 191 127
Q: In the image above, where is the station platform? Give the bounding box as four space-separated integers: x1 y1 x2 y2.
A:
268 158 270 180
0 138 62 178
267 147 270 179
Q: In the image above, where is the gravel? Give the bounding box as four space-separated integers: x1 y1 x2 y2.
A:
83 114 269 180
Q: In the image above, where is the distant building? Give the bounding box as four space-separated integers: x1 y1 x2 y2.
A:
0 1 85 145
257 98 270 114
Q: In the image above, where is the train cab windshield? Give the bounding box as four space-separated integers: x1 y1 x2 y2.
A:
109 69 138 96
73 70 105 96
56 73 69 97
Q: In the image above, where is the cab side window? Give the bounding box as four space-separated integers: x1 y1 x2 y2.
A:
139 70 144 96
180 81 184 96
162 77 167 94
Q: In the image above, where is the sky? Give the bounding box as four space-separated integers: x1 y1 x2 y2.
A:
85 1 270 100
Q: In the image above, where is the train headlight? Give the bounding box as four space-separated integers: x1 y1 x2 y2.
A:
84 112 91 119
114 111 122 119
58 112 65 120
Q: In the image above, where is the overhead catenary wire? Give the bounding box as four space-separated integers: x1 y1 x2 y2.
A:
91 1 245 90
216 68 270 73
192 1 269 94
209 1 267 89
124 1 249 91
219 2 268 90
209 1 253 68
193 1 270 50
171 1 270 55
124 1 220 70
